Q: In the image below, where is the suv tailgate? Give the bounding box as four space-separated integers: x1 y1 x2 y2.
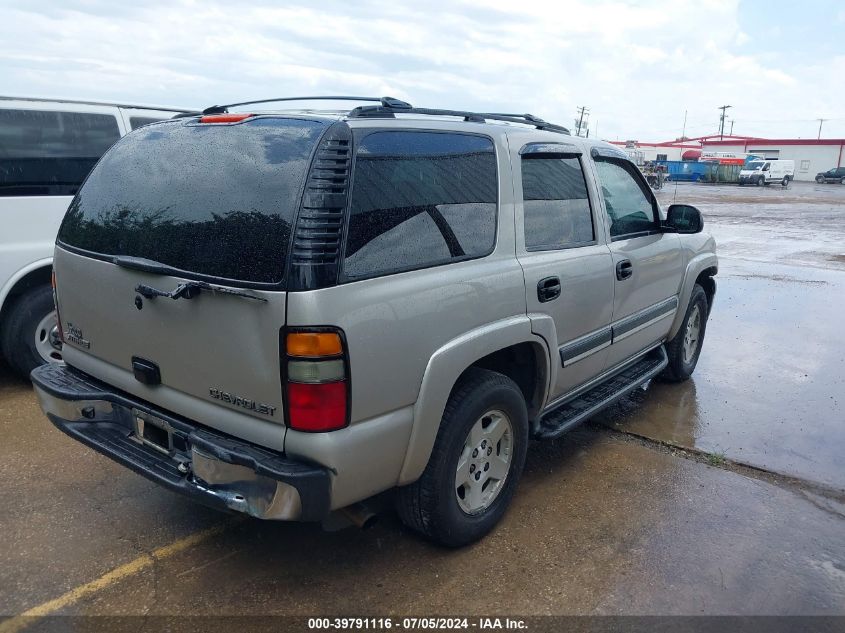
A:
54 247 288 449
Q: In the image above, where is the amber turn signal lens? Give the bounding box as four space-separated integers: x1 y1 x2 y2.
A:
286 332 343 357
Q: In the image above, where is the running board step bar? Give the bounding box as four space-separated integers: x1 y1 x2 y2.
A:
536 346 668 440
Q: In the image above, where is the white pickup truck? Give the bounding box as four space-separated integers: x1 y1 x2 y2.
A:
0 97 187 378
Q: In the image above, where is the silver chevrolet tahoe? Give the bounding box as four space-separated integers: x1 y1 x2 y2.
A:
31 96 717 547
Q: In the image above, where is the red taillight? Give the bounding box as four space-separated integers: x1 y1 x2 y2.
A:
199 113 254 123
283 328 349 432
287 382 347 432
51 271 64 343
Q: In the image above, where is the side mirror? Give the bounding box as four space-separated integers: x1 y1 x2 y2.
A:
664 204 703 234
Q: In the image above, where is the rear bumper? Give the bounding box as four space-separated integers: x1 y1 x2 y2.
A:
31 363 331 522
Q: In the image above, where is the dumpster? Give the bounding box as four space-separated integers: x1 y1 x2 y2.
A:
655 160 709 182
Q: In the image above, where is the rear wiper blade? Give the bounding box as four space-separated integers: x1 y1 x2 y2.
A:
113 256 268 303
113 255 177 276
135 281 267 303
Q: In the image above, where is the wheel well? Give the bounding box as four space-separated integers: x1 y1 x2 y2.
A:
695 267 717 313
462 342 547 420
0 266 53 326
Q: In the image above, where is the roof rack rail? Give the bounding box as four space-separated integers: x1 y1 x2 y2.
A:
202 96 411 115
347 105 570 135
199 95 570 134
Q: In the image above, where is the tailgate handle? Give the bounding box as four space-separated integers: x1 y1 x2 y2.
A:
132 357 161 386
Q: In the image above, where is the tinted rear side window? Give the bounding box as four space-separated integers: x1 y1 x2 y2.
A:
343 131 497 279
0 109 120 197
522 156 594 249
58 117 328 286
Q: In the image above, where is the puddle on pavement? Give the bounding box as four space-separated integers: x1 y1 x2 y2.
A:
595 259 845 489
657 182 845 271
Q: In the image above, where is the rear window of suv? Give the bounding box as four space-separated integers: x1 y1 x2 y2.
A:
58 117 329 286
343 131 498 280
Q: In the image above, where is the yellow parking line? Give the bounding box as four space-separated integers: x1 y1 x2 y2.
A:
0 522 232 633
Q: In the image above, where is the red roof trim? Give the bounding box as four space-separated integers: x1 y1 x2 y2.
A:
611 136 845 149
703 139 845 147
609 134 765 148
609 141 701 149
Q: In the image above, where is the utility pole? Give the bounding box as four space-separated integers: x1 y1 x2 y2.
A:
575 106 590 138
817 118 828 139
718 105 732 140
729 119 735 136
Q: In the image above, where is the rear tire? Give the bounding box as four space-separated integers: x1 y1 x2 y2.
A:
395 368 528 547
659 284 709 383
757 176 765 186
781 176 789 187
0 285 62 380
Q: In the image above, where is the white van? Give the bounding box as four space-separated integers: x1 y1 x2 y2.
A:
0 97 188 378
738 159 795 186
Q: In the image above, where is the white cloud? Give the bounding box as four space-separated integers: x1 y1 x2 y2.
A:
1 0 843 139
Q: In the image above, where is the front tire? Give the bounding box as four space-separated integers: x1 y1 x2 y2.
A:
395 368 528 547
816 176 825 184
0 285 63 379
659 284 709 383
757 176 765 186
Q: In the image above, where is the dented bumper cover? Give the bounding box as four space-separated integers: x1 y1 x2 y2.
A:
30 363 331 521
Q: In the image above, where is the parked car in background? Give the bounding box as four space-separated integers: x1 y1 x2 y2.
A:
738 159 795 186
32 96 717 546
815 167 845 184
0 97 187 379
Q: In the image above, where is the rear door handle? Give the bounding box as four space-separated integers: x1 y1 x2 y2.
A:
537 276 561 303
616 260 633 281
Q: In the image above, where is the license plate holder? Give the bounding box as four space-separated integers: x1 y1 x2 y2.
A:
132 409 173 454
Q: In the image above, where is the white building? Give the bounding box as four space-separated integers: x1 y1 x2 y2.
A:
699 138 845 182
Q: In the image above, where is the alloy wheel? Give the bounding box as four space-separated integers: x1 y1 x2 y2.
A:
455 410 513 515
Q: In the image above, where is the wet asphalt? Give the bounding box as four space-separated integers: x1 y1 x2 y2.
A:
1 181 844 619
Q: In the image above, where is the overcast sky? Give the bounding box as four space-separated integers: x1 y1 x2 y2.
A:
2 0 844 141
